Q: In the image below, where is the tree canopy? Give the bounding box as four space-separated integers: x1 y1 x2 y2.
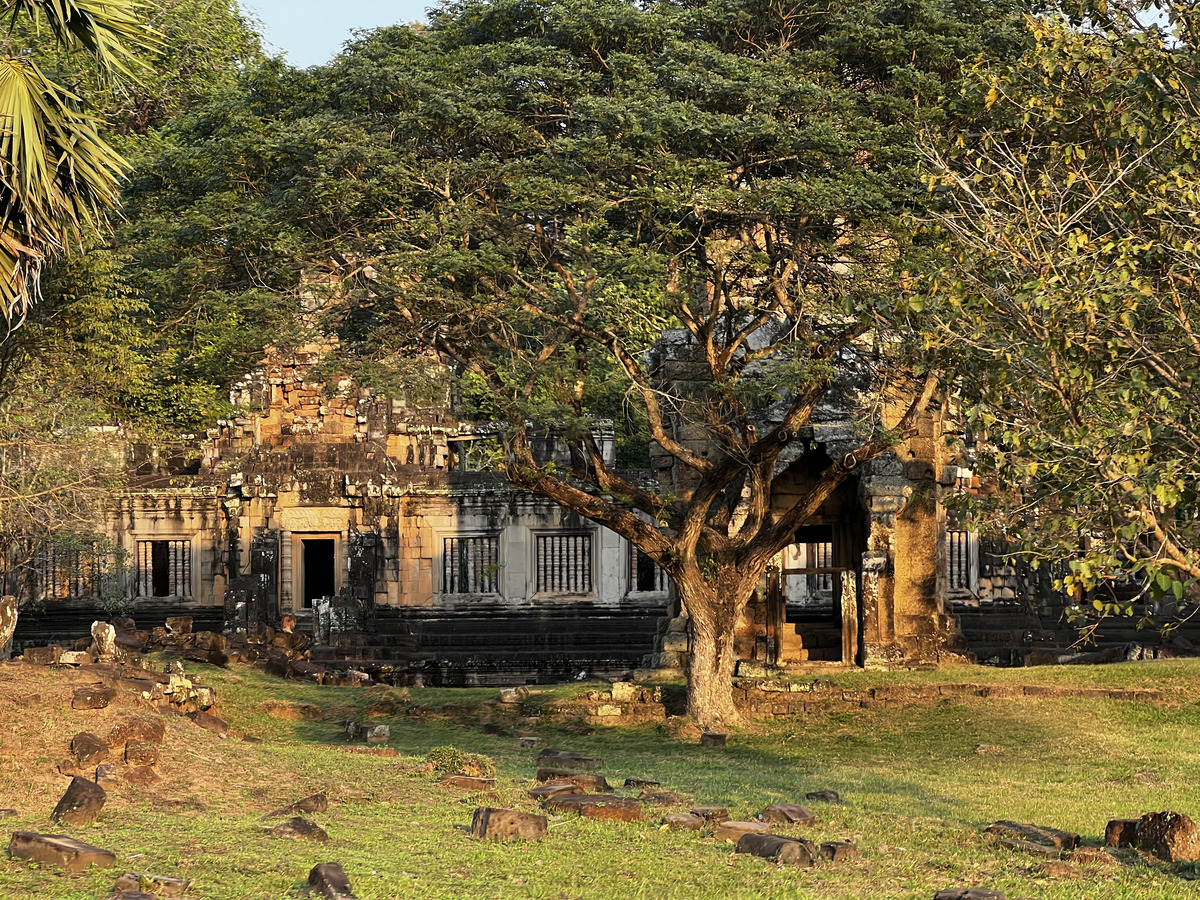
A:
925 1 1200 626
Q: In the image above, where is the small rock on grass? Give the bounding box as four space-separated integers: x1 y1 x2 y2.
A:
114 873 191 897
933 890 1008 900
309 862 356 899
821 841 857 862
1068 847 1121 870
984 821 1079 850
700 732 726 748
8 832 116 874
761 804 815 826
805 790 841 804
528 782 583 800
51 776 106 826
263 792 329 819
271 817 329 841
543 794 643 822
691 806 730 823
186 710 228 735
535 769 610 792
663 813 704 831
71 732 109 767
714 820 771 843
1105 819 1140 847
1136 810 1200 863
736 833 816 867
625 777 660 788
472 807 547 840
442 775 497 792
72 685 116 710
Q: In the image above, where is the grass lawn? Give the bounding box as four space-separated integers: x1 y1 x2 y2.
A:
3 658 1200 899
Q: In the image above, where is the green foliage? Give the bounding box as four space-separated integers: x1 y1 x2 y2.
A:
925 2 1200 620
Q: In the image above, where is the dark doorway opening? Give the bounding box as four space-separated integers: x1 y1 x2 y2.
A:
302 539 336 608
151 541 171 597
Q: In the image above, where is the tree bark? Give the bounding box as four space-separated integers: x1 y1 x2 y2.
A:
0 595 16 659
677 569 754 728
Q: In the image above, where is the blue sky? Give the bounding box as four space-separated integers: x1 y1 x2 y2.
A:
243 1 431 68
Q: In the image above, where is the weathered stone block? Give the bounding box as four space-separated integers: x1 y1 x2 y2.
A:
700 732 726 748
821 840 857 862
537 749 601 770
544 794 643 822
51 776 106 825
8 832 116 874
72 685 116 710
272 816 329 841
714 820 771 842
1136 811 1200 862
309 862 356 899
471 807 547 840
663 813 705 831
113 873 191 897
737 833 816 867
984 820 1079 850
71 732 109 768
762 804 815 826
442 775 496 792
107 717 166 750
528 782 584 800
186 710 228 735
535 769 611 792
126 740 159 767
691 806 730 823
1105 818 1139 847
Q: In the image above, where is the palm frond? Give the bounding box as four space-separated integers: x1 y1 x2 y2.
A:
1 0 158 78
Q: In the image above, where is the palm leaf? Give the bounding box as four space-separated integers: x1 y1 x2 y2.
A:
1 0 158 78
0 55 125 320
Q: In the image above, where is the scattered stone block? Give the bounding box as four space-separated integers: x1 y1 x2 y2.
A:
107 717 166 751
762 804 815 826
528 782 584 800
126 740 159 767
821 840 857 862
640 790 689 806
92 622 117 659
165 617 193 636
544 794 644 822
700 732 726 748
8 831 116 873
984 820 1079 850
59 650 93 665
58 758 80 777
365 725 390 746
663 813 705 831
113 873 191 897
996 839 1061 859
517 736 544 749
535 769 611 792
309 862 356 899
714 820 771 842
691 806 730 823
271 816 329 841
71 732 109 768
72 684 117 710
1136 811 1200 862
441 775 496 792
0 808 15 818
471 807 548 840
737 833 816 867
51 776 106 825
186 710 228 735
1106 818 1140 847
264 792 329 818
22 645 63 665
625 778 660 788
499 686 530 704
537 749 601 770
95 765 118 785
805 790 841 804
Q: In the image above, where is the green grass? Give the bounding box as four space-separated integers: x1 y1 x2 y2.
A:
4 660 1200 898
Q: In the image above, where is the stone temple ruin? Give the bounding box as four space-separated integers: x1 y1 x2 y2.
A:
10 335 1165 681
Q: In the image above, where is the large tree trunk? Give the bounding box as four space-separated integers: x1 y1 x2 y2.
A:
0 595 16 659
677 569 756 729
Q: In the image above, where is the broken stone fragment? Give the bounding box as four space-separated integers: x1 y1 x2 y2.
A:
263 792 329 819
499 686 530 704
95 765 118 785
517 736 544 749
625 777 660 788
59 650 93 665
932 890 1008 900
700 732 727 748
1135 811 1200 862
983 820 1079 850
805 790 841 804
107 717 166 751
365 725 390 746
8 831 116 874
271 816 329 841
1105 818 1140 847
51 776 106 826
71 732 109 768
309 862 356 899
820 840 857 862
663 813 705 831
92 622 117 659
471 807 548 840
761 804 816 826
737 833 816 867
164 617 193 635
0 808 15 818
72 684 117 710
22 645 63 665
126 740 159 767
714 820 771 842
537 748 602 770
113 873 191 897
535 769 611 792
543 794 644 822
691 806 730 823
528 782 584 800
